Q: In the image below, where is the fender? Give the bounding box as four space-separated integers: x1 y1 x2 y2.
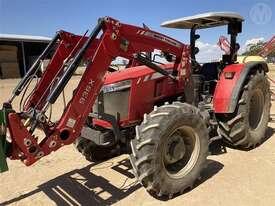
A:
214 61 268 113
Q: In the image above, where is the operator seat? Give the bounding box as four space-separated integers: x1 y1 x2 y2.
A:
200 62 220 94
200 62 220 81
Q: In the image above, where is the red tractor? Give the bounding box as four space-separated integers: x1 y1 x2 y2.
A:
0 12 271 198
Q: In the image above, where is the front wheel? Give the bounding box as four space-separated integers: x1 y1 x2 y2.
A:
129 102 209 198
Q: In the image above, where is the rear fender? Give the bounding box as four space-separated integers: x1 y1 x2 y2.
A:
214 61 268 113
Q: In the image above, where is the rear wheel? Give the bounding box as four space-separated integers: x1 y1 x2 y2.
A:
217 70 271 148
129 102 209 197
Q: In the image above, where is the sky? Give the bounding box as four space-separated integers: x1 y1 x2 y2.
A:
0 0 274 62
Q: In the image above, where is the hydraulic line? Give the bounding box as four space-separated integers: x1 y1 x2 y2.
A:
10 33 60 102
47 19 104 104
33 30 89 111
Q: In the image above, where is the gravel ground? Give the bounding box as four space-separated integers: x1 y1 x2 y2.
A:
0 65 275 206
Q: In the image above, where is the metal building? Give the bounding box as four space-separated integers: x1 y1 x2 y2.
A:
0 34 50 78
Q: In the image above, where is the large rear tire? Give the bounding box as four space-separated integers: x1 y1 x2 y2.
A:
217 70 271 148
129 102 209 198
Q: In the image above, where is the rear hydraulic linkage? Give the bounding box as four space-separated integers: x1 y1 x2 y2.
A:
0 16 188 172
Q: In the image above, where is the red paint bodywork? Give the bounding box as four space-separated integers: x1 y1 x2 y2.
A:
213 63 245 113
93 64 185 128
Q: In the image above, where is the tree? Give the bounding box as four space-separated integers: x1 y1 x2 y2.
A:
242 40 275 63
242 41 265 56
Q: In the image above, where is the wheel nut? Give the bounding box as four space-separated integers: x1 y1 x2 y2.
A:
24 138 32 146
111 33 117 40
49 141 57 148
36 151 44 159
104 17 110 22
38 114 46 123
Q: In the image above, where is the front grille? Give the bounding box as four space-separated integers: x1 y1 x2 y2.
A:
93 90 129 119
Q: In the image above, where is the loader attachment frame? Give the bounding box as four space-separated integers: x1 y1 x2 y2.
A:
1 16 189 170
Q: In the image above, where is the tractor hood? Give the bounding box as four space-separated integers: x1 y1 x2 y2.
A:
104 64 174 85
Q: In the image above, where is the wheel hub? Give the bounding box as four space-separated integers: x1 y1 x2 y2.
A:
165 135 186 164
162 126 200 178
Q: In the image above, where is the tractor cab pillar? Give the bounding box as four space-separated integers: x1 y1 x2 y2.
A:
161 12 244 68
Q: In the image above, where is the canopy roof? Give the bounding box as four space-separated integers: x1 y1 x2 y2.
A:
161 12 244 29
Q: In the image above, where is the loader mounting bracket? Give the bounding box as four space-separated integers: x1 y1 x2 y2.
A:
0 104 13 173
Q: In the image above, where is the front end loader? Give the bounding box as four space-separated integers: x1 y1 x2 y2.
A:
0 16 187 169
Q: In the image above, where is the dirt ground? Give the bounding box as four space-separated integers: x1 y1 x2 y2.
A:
0 65 275 206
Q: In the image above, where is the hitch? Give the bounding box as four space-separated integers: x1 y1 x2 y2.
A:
0 104 13 173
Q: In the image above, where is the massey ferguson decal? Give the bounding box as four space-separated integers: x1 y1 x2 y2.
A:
137 30 181 48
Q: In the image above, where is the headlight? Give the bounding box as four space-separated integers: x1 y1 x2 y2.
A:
102 80 131 93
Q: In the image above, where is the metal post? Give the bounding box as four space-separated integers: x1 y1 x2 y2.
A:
21 41 27 75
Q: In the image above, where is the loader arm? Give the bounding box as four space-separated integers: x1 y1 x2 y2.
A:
1 17 189 169
258 35 275 58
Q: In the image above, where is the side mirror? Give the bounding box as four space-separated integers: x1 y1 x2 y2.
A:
164 53 176 62
194 47 199 55
235 43 240 52
194 34 200 40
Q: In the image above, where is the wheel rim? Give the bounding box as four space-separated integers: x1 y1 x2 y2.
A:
162 126 200 179
249 89 264 130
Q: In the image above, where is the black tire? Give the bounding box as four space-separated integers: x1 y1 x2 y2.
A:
129 102 209 198
217 70 271 148
74 130 119 162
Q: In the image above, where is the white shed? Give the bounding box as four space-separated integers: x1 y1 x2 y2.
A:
0 34 50 78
